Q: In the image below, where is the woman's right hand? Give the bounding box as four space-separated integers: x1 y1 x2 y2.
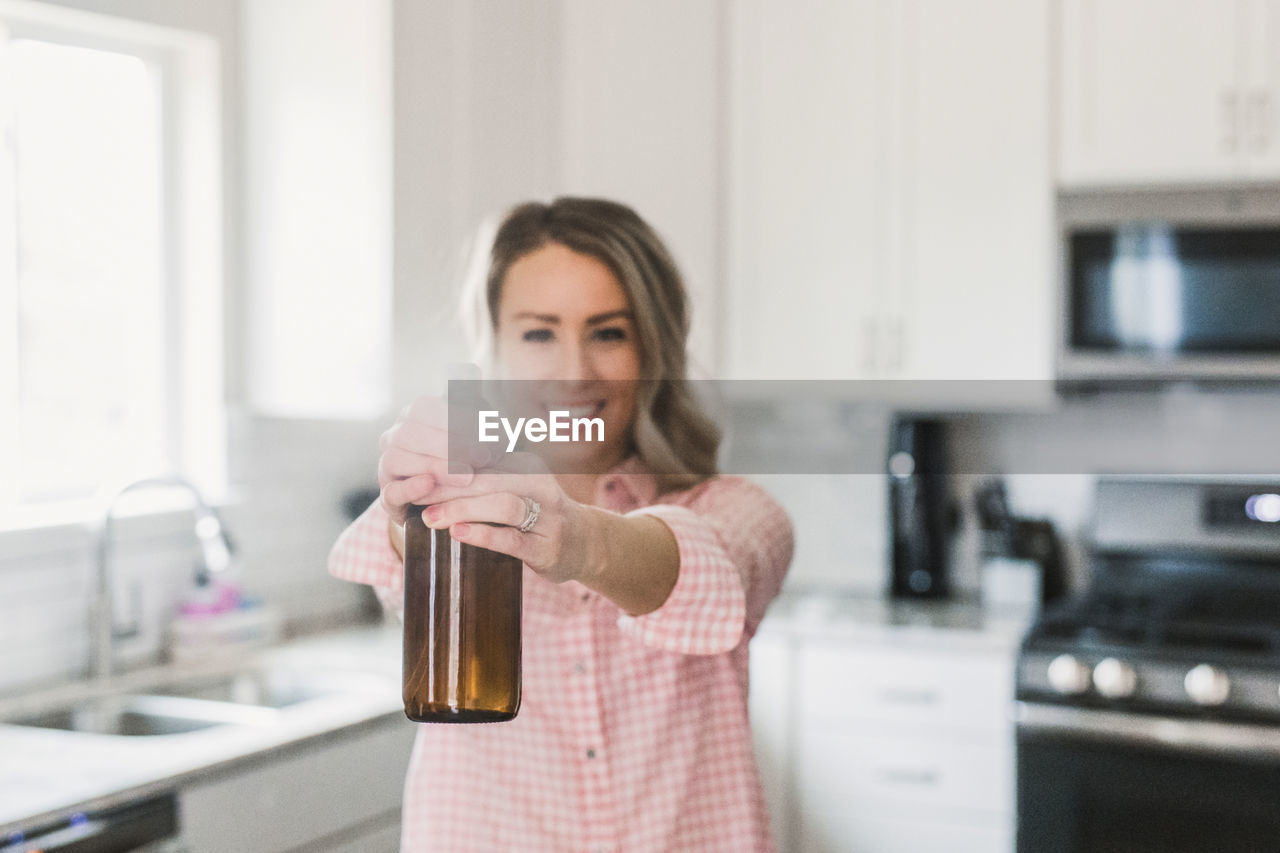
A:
377 396 481 525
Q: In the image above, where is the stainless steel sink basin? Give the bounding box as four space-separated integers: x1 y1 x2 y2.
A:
149 667 353 708
6 696 258 732
8 694 279 736
3 665 385 737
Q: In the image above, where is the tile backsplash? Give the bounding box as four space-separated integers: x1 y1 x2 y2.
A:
0 414 385 696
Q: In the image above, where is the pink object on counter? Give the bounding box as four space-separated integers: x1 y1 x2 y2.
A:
177 581 243 617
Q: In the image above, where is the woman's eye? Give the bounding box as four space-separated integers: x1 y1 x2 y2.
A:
592 326 627 342
522 329 553 343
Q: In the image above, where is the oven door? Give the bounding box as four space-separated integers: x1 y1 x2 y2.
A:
1017 702 1280 853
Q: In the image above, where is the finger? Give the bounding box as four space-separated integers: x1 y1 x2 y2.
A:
420 469 554 506
380 473 443 521
383 418 452 456
378 448 473 487
485 450 548 475
450 521 533 565
395 414 496 469
425 493 529 531
403 395 448 423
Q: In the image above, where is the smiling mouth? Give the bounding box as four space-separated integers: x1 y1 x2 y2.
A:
545 400 606 419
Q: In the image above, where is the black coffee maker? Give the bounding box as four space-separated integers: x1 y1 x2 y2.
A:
888 417 953 599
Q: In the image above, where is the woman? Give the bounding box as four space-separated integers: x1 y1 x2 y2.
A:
329 197 793 852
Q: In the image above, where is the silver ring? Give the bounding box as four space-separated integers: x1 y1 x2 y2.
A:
517 497 541 533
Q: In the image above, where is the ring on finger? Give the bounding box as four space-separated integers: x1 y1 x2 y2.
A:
517 497 541 533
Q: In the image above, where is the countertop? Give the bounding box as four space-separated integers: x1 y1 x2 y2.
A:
0 623 405 836
0 595 1035 835
757 590 1035 652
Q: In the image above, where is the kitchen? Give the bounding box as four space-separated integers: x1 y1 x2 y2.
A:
3 0 1280 850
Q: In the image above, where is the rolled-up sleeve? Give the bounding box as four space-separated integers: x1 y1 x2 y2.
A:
616 477 794 656
329 499 404 594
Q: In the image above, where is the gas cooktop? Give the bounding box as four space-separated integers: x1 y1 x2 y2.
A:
1018 480 1280 724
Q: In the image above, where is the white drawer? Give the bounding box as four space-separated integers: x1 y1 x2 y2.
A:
797 641 1014 732
796 726 1013 816
797 808 1012 853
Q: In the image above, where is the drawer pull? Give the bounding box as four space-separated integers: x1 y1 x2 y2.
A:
879 687 939 706
876 768 939 787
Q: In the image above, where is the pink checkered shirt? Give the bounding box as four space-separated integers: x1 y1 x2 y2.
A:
328 458 794 852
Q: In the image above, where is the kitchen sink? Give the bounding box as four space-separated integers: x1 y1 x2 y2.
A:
3 665 385 737
148 666 355 709
6 693 279 736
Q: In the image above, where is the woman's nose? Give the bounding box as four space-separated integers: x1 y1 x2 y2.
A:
556 340 593 382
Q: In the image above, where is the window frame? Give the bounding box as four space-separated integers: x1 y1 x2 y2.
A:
0 0 226 536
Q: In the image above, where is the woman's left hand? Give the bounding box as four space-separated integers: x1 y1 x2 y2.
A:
418 452 598 585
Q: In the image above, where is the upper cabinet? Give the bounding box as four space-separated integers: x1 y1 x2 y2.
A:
557 0 723 377
1058 0 1280 186
725 0 882 380
1245 0 1280 179
893 0 1054 382
725 0 1054 381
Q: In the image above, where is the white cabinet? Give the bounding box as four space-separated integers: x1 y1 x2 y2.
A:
751 622 1019 853
557 0 723 376
1058 0 1280 186
726 0 882 380
726 0 1053 382
180 716 416 852
894 0 1054 382
1244 0 1280 179
750 622 798 849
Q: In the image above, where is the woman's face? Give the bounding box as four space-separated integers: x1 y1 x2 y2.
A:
494 242 641 473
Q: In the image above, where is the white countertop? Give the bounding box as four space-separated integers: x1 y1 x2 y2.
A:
0 596 1035 835
0 623 405 835
757 591 1035 652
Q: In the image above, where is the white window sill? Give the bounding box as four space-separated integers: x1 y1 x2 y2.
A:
0 484 247 563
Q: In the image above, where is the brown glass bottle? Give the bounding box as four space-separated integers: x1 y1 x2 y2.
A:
402 506 522 722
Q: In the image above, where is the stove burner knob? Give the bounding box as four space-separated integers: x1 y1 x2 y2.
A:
1185 664 1231 706
1047 654 1092 696
1092 658 1137 699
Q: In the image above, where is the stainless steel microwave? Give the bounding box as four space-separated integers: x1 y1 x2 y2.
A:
1058 188 1280 382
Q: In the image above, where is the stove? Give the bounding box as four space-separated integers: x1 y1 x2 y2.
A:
1015 479 1280 853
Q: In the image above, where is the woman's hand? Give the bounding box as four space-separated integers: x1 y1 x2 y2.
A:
377 396 481 524
422 454 599 585
377 396 599 585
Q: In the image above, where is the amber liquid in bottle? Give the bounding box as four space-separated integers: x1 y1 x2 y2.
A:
402 506 522 722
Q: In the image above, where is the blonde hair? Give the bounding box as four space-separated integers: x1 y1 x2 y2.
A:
462 197 719 493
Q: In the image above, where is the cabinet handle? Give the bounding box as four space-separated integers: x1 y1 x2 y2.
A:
1253 91 1272 153
1222 90 1239 153
876 767 940 787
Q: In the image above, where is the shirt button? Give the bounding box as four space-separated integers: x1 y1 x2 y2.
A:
586 748 596 759
581 592 590 602
605 481 616 491
573 662 586 675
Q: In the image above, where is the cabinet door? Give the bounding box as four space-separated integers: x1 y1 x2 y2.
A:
316 816 401 853
180 718 416 853
1243 0 1280 177
1058 0 1245 186
725 0 883 379
749 624 795 851
893 0 1053 381
798 809 1011 853
559 0 722 375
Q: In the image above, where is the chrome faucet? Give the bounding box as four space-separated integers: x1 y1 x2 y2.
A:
91 476 236 680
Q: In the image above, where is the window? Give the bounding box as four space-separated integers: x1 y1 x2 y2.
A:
0 8 223 524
